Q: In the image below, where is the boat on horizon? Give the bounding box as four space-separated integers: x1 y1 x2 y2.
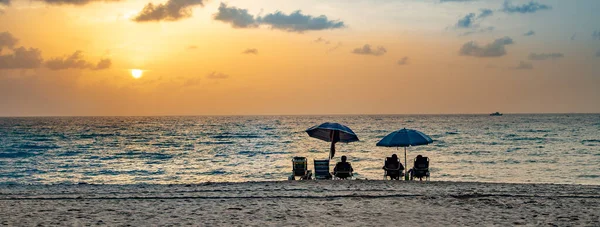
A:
490 112 503 116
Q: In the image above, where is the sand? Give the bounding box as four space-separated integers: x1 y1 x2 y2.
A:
0 181 599 226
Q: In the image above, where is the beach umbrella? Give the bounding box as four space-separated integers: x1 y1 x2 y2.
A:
306 122 359 159
376 128 433 180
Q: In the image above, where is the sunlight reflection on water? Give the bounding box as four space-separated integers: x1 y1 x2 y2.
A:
0 114 599 185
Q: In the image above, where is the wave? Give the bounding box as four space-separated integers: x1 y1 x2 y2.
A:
525 159 557 164
236 150 291 157
106 151 174 160
577 174 599 178
453 150 492 155
198 141 235 145
517 129 552 133
503 159 521 164
582 139 600 143
56 151 83 156
151 141 182 148
15 143 59 150
211 134 263 139
80 133 115 139
199 169 229 175
87 169 165 176
506 147 522 152
0 151 37 158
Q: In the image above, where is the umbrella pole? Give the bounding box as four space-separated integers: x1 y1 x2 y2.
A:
404 147 408 181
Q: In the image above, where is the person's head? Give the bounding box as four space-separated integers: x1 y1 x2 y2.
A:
341 156 347 162
417 155 423 159
392 154 398 159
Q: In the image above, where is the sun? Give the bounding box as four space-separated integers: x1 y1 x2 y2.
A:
131 69 143 79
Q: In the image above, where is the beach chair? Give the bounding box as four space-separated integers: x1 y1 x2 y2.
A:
289 157 312 180
383 157 404 180
410 156 430 181
313 159 332 180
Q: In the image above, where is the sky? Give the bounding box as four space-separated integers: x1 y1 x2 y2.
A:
0 0 599 116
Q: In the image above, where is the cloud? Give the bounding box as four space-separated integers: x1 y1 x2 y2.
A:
242 48 258 54
0 47 43 69
528 53 564 61
314 37 331 44
206 71 229 79
351 44 386 56
45 51 110 70
477 9 493 19
93 58 111 70
460 26 494 36
0 32 18 50
133 0 206 22
459 36 514 57
46 51 91 70
213 3 257 28
187 45 198 50
6 0 119 6
0 33 109 71
593 30 600 40
35 0 122 5
397 57 409 65
456 13 476 28
327 42 342 52
502 0 551 14
259 11 345 33
456 9 493 29
515 61 533 70
523 30 535 36
214 3 345 32
440 0 475 2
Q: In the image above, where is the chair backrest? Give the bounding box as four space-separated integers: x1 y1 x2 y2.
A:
385 157 400 169
314 159 331 179
292 157 307 175
336 162 352 172
414 156 429 169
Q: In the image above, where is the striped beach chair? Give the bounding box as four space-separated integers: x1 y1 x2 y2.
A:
289 157 312 180
313 159 332 180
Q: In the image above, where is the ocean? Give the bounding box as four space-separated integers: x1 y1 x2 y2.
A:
0 114 599 185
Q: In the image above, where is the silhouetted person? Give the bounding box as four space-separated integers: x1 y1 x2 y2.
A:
383 154 404 180
410 155 430 181
333 156 353 179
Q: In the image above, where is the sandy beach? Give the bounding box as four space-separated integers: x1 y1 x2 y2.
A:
1 181 598 226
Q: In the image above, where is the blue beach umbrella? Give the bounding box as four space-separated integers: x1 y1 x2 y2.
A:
306 122 359 159
376 128 433 179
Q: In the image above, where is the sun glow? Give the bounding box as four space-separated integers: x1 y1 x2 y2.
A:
131 69 143 79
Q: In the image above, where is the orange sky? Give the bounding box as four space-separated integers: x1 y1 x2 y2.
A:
0 0 599 116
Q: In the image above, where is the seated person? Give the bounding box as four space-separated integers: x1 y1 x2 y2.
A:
382 154 404 180
333 156 353 179
409 155 429 181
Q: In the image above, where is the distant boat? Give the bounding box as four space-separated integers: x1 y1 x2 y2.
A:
490 112 503 116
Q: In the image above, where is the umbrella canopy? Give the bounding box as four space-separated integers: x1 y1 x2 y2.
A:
376 128 432 147
306 122 359 159
376 128 432 180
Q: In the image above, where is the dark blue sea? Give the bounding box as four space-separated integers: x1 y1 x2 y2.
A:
0 114 598 185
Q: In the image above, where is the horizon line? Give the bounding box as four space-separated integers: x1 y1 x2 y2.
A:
0 112 598 118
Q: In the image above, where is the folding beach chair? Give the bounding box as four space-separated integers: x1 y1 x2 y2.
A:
383 157 404 180
313 159 332 180
289 157 312 180
410 156 430 181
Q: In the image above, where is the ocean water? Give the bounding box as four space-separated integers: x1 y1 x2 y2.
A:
0 114 599 185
